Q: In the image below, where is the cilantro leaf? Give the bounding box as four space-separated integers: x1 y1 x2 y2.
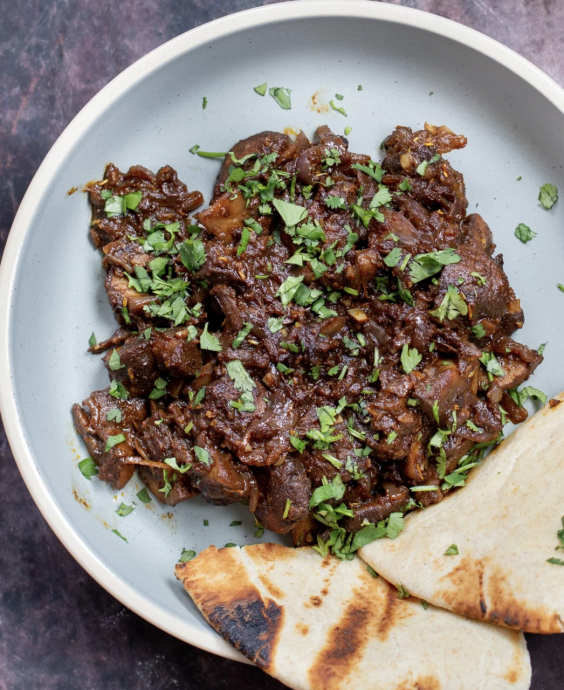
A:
116 502 134 517
386 512 405 539
194 446 212 466
409 249 461 283
430 285 468 322
325 196 347 210
226 360 256 393
276 275 305 306
267 317 284 333
136 488 152 504
479 351 505 377
272 198 308 227
106 408 122 423
384 247 402 268
105 434 126 452
232 322 253 348
200 323 222 351
237 226 251 256
309 475 346 509
289 435 307 453
269 87 292 110
179 238 206 272
515 223 536 243
444 544 459 556
254 82 267 96
109 380 129 400
351 161 384 183
400 344 422 374
78 457 98 480
112 529 128 543
108 349 124 371
539 183 558 210
179 548 196 562
370 185 392 208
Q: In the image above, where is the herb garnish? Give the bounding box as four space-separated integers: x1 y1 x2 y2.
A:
539 183 558 210
269 87 292 110
78 457 98 480
515 223 536 243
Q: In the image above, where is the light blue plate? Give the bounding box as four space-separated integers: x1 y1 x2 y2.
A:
1 0 563 660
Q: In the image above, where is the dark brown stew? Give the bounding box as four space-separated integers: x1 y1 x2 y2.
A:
73 123 542 558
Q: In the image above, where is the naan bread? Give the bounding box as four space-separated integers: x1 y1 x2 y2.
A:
176 543 530 689
360 392 564 634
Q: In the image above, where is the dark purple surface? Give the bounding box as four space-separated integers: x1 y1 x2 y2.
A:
1 1 563 688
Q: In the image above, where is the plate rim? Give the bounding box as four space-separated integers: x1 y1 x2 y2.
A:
2 0 564 662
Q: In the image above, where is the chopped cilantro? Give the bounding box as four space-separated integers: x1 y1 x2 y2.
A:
269 86 292 109
232 322 253 348
515 223 536 243
88 332 97 347
400 344 422 374
179 548 196 563
430 285 468 322
108 349 124 371
116 502 134 517
237 226 251 256
273 198 308 226
330 100 347 116
179 238 206 272
254 82 267 96
283 499 291 519
78 457 98 480
136 488 152 504
194 446 211 466
226 360 256 393
366 565 378 578
384 246 402 268
106 408 122 423
109 380 128 400
539 183 558 209
325 195 347 210
111 529 128 543
309 475 346 509
276 274 305 306
409 249 460 283
202 97 208 109
195 150 227 158
200 323 222 352
105 434 126 452
444 544 459 556
267 317 284 333
148 377 168 400
471 323 486 339
289 435 307 453
396 584 410 599
479 351 505 377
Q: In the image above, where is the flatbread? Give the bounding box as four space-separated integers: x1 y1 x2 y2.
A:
176 543 530 689
360 392 564 634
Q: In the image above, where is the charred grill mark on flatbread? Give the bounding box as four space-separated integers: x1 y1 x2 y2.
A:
308 595 373 690
441 557 562 633
308 580 414 689
374 579 414 641
175 546 284 669
207 597 283 669
258 574 285 600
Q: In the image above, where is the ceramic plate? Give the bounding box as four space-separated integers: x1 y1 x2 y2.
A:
1 0 563 662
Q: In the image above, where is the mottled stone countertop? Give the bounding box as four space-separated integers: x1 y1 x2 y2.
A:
1 1 563 688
